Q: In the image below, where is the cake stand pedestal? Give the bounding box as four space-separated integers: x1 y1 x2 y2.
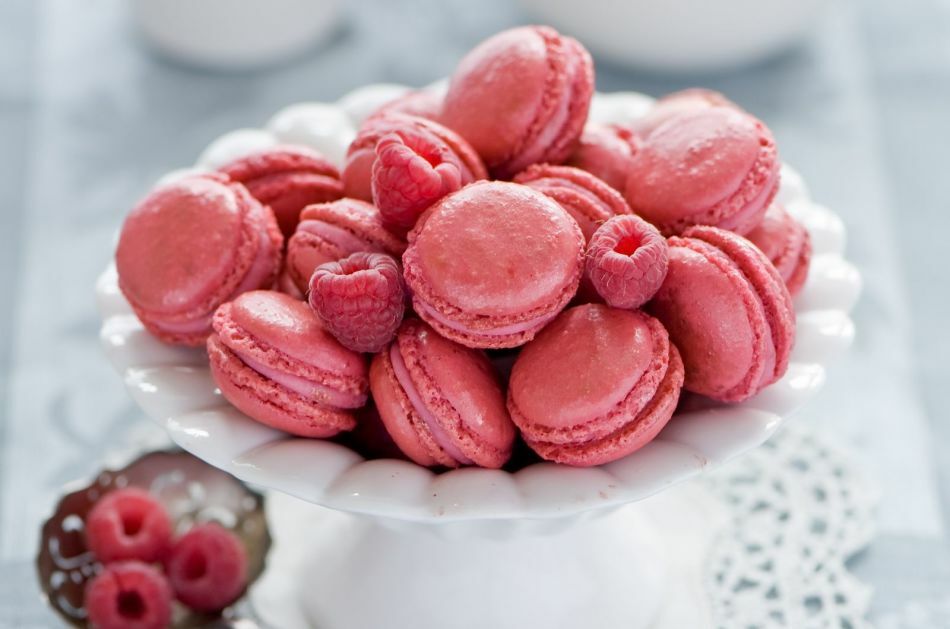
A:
251 483 726 629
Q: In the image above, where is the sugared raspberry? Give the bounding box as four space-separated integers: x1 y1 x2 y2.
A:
308 252 406 353
85 488 173 564
585 215 669 309
372 130 463 230
85 561 172 629
166 522 248 613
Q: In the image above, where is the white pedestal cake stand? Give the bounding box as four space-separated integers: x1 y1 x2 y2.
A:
97 85 861 629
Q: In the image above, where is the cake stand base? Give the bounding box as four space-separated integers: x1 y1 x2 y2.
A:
251 482 727 629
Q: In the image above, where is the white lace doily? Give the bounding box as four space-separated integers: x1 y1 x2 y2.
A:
703 423 876 629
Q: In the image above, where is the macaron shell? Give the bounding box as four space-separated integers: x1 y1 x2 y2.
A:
746 204 812 296
684 226 794 388
397 320 514 467
526 343 684 467
566 124 638 192
404 181 584 324
514 164 632 240
221 291 367 384
208 335 356 438
624 107 779 236
630 88 738 137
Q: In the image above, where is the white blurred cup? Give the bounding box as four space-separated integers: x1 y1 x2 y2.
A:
518 0 831 73
133 0 342 71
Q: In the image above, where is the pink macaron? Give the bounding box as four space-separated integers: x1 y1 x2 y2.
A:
566 124 640 192
630 88 738 137
368 89 444 123
648 226 795 402
746 203 812 297
403 180 585 349
285 198 406 295
508 304 684 467
219 145 344 238
441 26 594 178
624 107 780 236
207 290 368 437
513 163 633 241
342 114 486 203
116 173 282 346
370 319 516 468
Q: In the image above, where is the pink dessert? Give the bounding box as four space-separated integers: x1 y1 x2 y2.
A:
370 319 515 468
84 488 172 565
624 107 780 236
441 26 594 178
285 198 406 295
566 123 639 192
585 215 669 309
648 226 795 402
513 163 632 241
746 203 812 297
368 88 444 122
165 523 247 613
508 304 684 466
309 252 406 353
207 290 368 437
631 88 738 137
219 145 344 238
116 173 282 346
84 561 172 629
403 181 585 349
342 114 486 204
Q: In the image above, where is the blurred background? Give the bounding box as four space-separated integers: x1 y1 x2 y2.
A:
1 0 948 626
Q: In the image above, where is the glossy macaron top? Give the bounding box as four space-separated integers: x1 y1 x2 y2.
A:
649 226 794 402
370 319 515 468
219 145 343 237
624 107 780 236
514 163 632 240
220 290 367 383
342 114 486 202
441 26 594 178
403 181 584 347
116 173 282 344
507 304 684 466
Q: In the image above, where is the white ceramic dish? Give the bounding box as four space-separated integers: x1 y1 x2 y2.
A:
97 85 861 628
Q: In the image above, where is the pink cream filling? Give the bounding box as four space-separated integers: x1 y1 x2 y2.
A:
234 349 366 409
389 344 473 465
415 299 558 338
297 219 381 255
153 218 276 335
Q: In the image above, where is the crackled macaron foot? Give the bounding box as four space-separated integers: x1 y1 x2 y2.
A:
746 203 812 297
285 198 406 295
508 304 684 467
403 181 585 349
342 114 485 204
648 226 795 402
370 319 515 468
207 291 368 437
625 107 780 236
116 173 282 346
441 26 594 178
514 164 632 241
220 145 344 238
566 123 639 192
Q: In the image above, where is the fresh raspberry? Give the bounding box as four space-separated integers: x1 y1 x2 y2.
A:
165 522 248 613
85 488 173 564
371 129 463 229
309 252 406 353
84 561 172 629
585 215 669 309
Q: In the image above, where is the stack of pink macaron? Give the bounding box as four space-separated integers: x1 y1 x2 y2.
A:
115 25 812 469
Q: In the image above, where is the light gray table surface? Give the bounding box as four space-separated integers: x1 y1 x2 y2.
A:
1 0 948 626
